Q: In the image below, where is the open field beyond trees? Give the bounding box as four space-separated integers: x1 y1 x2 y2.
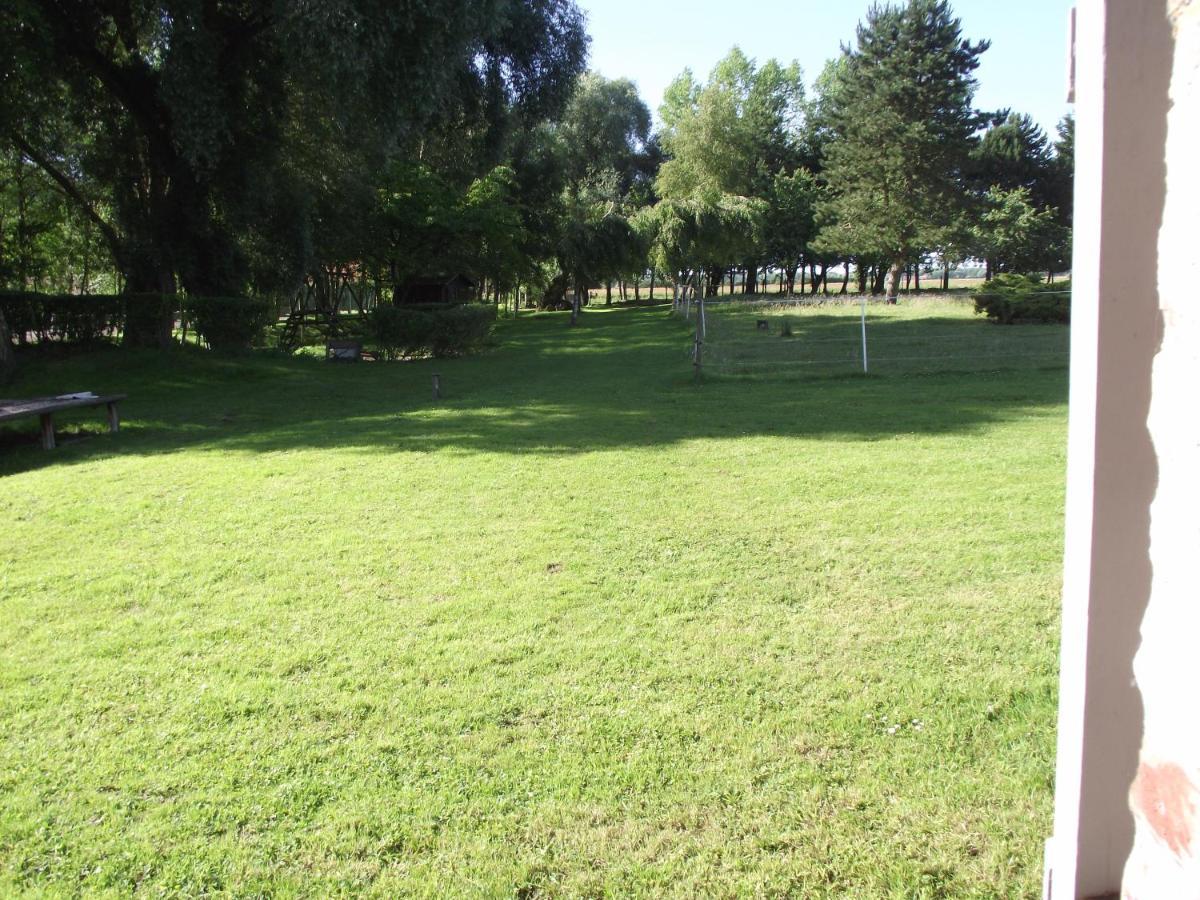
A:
0 304 1067 897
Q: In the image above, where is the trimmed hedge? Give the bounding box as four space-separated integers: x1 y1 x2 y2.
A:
0 292 124 345
187 295 274 351
0 291 273 351
973 274 1072 325
370 304 496 360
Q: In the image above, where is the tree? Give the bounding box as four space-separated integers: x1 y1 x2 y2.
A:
764 170 819 294
1047 114 1075 235
559 74 652 195
656 48 804 293
539 74 654 318
968 111 1054 203
974 186 1069 277
637 193 765 302
0 0 588 299
814 0 988 302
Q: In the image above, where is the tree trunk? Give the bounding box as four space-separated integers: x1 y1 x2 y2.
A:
744 264 757 295
0 309 15 380
571 285 581 325
914 267 921 292
633 277 640 301
886 260 904 304
942 266 951 290
841 259 850 294
605 280 612 305
857 260 868 294
649 269 656 301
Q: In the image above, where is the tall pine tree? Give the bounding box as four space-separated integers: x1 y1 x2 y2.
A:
815 0 987 302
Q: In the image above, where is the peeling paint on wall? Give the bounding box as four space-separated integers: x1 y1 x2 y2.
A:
1122 2 1200 897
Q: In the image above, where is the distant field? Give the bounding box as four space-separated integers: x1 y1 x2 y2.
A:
1 304 1065 896
587 277 1001 305
691 294 1070 378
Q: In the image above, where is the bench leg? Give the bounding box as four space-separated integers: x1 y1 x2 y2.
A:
39 413 55 450
107 402 120 434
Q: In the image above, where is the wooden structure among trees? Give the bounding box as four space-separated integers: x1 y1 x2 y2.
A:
396 275 476 305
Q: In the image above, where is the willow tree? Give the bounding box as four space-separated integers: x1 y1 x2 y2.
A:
0 0 587 300
815 0 987 302
656 48 804 293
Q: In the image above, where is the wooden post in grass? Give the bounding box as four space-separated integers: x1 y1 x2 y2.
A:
860 294 869 373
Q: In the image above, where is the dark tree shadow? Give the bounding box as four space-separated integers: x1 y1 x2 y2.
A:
0 305 1068 477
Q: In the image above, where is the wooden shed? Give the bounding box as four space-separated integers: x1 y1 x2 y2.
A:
396 275 476 305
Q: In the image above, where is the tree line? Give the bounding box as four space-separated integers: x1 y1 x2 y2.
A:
0 0 1073 363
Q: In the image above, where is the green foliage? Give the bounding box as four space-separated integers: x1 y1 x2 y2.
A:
0 291 123 344
974 187 1070 276
1 0 588 296
187 296 275 351
558 74 652 193
969 112 1054 200
973 274 1071 324
657 49 805 201
765 169 819 279
369 304 496 360
815 1 988 269
637 194 765 282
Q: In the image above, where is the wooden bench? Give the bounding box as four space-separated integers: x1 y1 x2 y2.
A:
0 394 127 450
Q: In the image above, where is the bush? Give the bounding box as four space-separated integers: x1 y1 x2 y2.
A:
369 304 496 360
187 295 274 351
973 274 1071 324
0 291 123 345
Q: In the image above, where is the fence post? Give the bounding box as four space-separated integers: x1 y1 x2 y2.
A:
860 294 869 373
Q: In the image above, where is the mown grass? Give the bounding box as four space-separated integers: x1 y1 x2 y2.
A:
694 296 1069 378
0 304 1066 897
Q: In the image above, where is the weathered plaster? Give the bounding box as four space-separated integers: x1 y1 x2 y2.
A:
1121 2 1200 895
1046 1 1172 897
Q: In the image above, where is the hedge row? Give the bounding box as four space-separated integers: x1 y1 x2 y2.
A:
972 274 1072 325
370 304 496 359
0 292 274 351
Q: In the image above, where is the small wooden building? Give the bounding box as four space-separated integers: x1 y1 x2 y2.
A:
396 275 476 305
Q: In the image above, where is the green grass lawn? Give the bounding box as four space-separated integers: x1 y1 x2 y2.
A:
0 304 1066 897
694 296 1069 378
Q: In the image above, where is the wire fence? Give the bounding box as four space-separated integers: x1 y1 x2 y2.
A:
676 294 1070 377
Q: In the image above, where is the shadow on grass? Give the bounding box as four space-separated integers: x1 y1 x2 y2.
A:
0 304 1068 475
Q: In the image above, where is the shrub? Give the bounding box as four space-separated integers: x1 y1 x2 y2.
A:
973 274 1071 324
0 291 123 345
187 295 274 351
369 304 496 360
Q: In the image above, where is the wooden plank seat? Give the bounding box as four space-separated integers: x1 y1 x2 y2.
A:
0 393 127 450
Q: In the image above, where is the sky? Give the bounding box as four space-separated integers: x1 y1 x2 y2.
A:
577 0 1075 137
